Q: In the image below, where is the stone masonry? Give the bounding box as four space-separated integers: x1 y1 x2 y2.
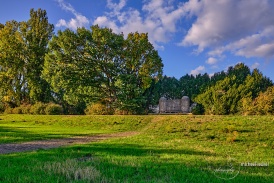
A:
159 96 190 113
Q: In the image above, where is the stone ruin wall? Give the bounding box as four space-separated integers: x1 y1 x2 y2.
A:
159 96 190 113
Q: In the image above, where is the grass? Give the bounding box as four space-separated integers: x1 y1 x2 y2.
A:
0 114 273 182
0 115 150 143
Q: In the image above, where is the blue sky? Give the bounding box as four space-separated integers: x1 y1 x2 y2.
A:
1 0 274 81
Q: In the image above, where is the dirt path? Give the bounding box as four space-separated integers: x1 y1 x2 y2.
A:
0 131 138 154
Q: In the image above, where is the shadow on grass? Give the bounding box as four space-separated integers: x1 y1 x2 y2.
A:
71 142 217 157
68 143 273 183
0 141 272 183
0 126 101 144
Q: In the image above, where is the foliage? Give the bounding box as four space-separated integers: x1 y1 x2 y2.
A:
241 86 274 115
0 20 26 106
0 102 4 113
4 107 13 114
191 103 204 115
1 8 273 115
194 63 273 115
0 9 53 107
20 8 54 103
43 26 163 114
30 102 47 115
45 103 63 115
85 103 113 115
12 106 23 114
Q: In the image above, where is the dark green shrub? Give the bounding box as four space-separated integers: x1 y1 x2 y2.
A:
45 103 63 115
0 102 5 113
30 102 46 115
191 103 205 115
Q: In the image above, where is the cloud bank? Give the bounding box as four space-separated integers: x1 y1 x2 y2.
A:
181 0 274 60
56 0 274 65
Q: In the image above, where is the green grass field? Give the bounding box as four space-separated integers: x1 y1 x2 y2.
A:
0 114 273 182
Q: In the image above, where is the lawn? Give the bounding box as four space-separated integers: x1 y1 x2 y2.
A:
0 114 273 182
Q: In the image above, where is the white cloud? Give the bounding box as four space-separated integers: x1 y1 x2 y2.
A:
56 0 89 30
107 0 126 12
93 0 186 49
55 0 274 61
206 57 218 65
93 16 119 33
251 62 260 69
190 65 205 76
180 0 274 59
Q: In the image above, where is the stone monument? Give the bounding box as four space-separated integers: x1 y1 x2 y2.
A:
159 96 191 113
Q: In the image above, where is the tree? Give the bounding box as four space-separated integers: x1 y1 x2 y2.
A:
253 86 274 115
20 8 54 103
0 9 53 107
44 26 163 114
0 21 26 106
115 32 163 113
194 64 273 115
227 63 251 84
43 28 95 112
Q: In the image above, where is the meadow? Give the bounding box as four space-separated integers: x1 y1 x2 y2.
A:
0 114 273 182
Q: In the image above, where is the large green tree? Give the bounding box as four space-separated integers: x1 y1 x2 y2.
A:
115 32 163 113
0 21 26 106
20 8 54 103
43 26 163 114
0 9 53 107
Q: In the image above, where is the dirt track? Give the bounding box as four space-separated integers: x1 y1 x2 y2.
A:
0 131 138 154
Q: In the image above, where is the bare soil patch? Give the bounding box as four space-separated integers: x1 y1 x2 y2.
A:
0 131 138 154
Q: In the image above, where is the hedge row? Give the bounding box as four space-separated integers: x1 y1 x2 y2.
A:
4 102 63 115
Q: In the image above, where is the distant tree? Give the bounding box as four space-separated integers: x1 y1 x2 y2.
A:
178 73 211 101
194 64 273 115
227 63 251 84
210 71 226 85
155 76 181 99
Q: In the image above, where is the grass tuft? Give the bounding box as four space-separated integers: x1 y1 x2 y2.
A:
42 158 106 182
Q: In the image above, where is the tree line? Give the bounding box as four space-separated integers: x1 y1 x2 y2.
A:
1 9 273 115
0 8 163 114
150 63 274 115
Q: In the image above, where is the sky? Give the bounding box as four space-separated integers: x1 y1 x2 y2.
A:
1 0 274 81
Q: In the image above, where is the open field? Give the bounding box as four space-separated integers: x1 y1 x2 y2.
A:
0 114 273 182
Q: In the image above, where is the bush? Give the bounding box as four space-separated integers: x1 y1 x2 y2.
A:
30 102 46 115
0 103 5 113
45 103 63 115
12 107 23 114
85 103 113 115
191 103 205 115
4 107 13 114
114 109 133 115
20 104 32 114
